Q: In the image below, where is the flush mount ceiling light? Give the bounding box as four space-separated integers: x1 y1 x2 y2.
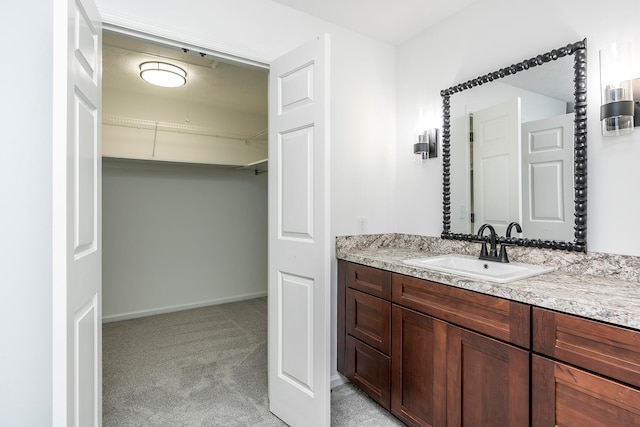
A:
139 61 187 88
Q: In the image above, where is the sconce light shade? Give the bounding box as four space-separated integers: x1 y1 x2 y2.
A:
599 42 635 136
414 129 439 159
140 61 187 88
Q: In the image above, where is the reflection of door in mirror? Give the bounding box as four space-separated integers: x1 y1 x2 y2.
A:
451 79 573 238
442 39 587 252
521 114 574 242
472 98 522 236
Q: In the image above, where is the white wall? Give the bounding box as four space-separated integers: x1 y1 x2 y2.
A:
102 159 268 320
0 3 54 426
396 0 640 257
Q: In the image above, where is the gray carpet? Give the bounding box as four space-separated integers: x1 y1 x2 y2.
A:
103 297 404 426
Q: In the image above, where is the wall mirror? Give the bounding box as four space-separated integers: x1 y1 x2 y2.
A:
441 39 587 252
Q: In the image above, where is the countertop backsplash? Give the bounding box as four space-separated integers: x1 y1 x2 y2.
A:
336 234 640 283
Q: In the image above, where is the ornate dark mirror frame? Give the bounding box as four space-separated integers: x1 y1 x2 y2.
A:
440 39 587 252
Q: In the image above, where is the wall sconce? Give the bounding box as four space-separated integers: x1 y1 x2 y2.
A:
414 129 438 159
599 42 637 136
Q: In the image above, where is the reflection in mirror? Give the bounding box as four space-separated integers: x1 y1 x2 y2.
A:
441 40 587 252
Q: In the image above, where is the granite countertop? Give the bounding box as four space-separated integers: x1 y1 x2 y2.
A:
336 235 640 331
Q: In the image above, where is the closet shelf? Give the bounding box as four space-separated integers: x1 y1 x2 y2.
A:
103 115 267 143
104 156 269 173
239 159 268 175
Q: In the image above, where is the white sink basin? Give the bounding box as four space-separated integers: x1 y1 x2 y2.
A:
403 254 555 283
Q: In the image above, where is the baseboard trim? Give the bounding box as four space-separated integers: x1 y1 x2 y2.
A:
102 291 268 323
331 373 347 389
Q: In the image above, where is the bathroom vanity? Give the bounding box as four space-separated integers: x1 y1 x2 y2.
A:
335 38 640 426
336 235 640 427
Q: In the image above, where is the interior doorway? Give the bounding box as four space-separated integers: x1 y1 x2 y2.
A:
101 30 269 323
100 30 271 421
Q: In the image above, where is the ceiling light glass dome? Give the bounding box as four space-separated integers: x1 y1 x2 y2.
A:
139 61 187 88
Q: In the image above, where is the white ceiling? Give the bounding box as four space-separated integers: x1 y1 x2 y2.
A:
270 0 481 45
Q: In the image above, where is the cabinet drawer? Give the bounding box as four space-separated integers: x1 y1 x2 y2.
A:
346 288 391 354
346 262 391 300
345 335 391 410
532 355 640 426
392 273 530 348
533 307 640 388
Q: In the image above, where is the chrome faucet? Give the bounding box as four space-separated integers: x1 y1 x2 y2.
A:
477 224 498 260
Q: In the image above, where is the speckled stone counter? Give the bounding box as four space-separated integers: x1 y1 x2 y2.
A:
336 234 640 331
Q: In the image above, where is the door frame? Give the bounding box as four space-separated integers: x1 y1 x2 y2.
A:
93 16 333 422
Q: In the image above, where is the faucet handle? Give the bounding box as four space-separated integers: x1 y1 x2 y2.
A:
499 243 515 263
479 242 489 258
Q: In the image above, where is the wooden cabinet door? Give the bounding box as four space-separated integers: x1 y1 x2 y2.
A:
391 305 447 427
345 335 391 410
447 325 529 427
532 355 640 427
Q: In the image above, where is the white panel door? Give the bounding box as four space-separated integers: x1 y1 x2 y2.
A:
473 98 521 235
268 35 330 427
52 0 102 425
521 113 574 241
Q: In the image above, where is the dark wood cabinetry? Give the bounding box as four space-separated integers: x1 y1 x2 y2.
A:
391 306 446 427
340 261 392 409
389 304 529 427
447 325 529 426
346 261 391 299
532 355 640 426
346 288 391 354
338 262 529 426
337 260 640 426
532 307 640 426
533 307 640 388
391 273 530 348
345 335 391 409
